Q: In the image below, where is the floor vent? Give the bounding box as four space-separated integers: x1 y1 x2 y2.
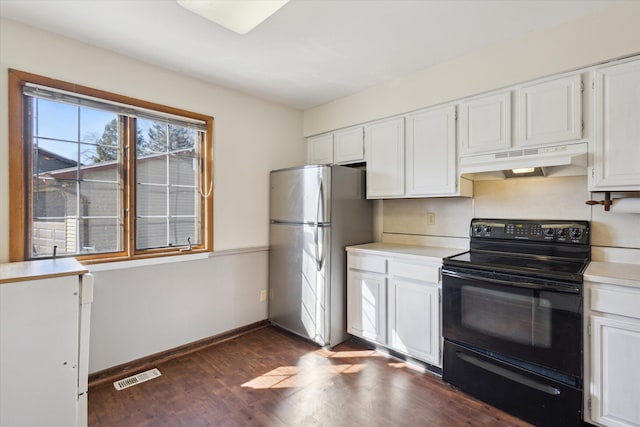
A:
113 368 162 391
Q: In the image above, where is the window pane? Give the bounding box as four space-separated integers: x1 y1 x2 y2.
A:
169 150 196 186
33 178 78 219
80 181 119 217
35 139 78 178
137 118 167 156
79 144 118 181
137 184 167 216
169 124 195 151
80 108 118 144
34 98 78 142
28 97 123 258
169 218 200 246
32 218 75 258
135 117 204 251
78 218 121 254
169 186 197 216
137 154 167 184
137 218 167 249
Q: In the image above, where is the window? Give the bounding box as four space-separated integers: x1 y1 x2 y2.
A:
8 70 213 262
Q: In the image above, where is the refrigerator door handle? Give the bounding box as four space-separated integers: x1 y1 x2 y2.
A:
314 178 325 271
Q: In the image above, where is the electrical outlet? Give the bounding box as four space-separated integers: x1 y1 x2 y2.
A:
260 290 267 302
427 212 436 225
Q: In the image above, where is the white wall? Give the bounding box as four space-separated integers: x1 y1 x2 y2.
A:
88 250 268 372
0 18 305 372
304 2 640 136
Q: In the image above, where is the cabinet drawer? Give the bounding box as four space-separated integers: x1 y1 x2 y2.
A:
590 287 640 319
388 260 440 283
348 254 387 274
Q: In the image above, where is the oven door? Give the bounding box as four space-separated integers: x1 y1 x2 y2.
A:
442 266 582 381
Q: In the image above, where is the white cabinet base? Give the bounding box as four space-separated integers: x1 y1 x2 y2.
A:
347 250 442 368
0 276 80 427
347 270 387 344
590 316 640 427
388 278 440 365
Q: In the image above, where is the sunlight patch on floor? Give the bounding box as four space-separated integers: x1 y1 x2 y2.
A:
242 363 367 389
241 348 383 389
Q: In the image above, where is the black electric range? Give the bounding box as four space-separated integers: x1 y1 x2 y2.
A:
441 219 590 427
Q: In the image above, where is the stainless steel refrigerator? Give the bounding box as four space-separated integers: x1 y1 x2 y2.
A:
268 165 372 347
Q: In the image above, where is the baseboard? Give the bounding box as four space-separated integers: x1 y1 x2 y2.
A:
88 320 269 388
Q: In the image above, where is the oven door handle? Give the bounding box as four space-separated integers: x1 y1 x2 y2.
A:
442 269 580 294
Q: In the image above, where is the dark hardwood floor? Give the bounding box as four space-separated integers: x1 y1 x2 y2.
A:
89 326 532 426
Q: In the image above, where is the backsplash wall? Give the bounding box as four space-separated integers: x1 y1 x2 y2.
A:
380 176 640 258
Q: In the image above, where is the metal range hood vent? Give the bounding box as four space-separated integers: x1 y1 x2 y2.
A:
460 142 588 180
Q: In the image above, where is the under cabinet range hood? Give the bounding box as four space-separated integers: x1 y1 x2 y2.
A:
460 142 588 180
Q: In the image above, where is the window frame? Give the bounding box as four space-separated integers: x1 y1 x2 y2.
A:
8 69 214 263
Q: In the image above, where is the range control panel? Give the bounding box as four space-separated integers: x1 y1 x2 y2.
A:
470 219 590 244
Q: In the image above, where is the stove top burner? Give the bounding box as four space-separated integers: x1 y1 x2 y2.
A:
444 219 591 283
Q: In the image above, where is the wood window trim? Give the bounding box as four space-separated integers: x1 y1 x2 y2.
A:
8 69 214 263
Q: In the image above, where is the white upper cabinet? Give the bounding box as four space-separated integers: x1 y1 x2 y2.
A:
307 127 364 165
365 117 405 198
460 91 512 154
518 74 583 146
334 126 365 164
307 133 334 165
406 105 464 196
591 58 640 190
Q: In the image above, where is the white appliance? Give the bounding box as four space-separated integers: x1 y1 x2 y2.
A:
268 165 372 346
0 260 93 427
460 142 588 179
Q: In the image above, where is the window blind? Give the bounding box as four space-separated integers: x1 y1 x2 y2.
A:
23 83 208 132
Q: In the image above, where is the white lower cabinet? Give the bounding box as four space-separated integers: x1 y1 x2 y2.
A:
347 269 387 344
388 277 440 365
0 259 92 427
586 281 640 427
347 250 442 367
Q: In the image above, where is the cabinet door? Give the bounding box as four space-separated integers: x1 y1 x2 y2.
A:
334 126 364 164
0 276 79 427
592 59 640 190
388 278 440 366
406 105 457 196
590 315 640 427
365 117 405 198
518 74 582 146
307 133 334 165
460 91 511 154
347 270 387 344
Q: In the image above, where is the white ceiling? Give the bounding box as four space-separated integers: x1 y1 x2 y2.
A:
0 0 621 110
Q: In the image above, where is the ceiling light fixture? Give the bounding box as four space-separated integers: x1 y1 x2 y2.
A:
176 0 290 35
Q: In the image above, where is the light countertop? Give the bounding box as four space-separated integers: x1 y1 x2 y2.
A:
585 261 640 289
346 242 465 263
0 258 87 284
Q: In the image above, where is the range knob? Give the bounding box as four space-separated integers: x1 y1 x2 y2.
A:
474 225 483 233
484 225 492 233
557 228 568 238
570 228 583 239
543 228 555 237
